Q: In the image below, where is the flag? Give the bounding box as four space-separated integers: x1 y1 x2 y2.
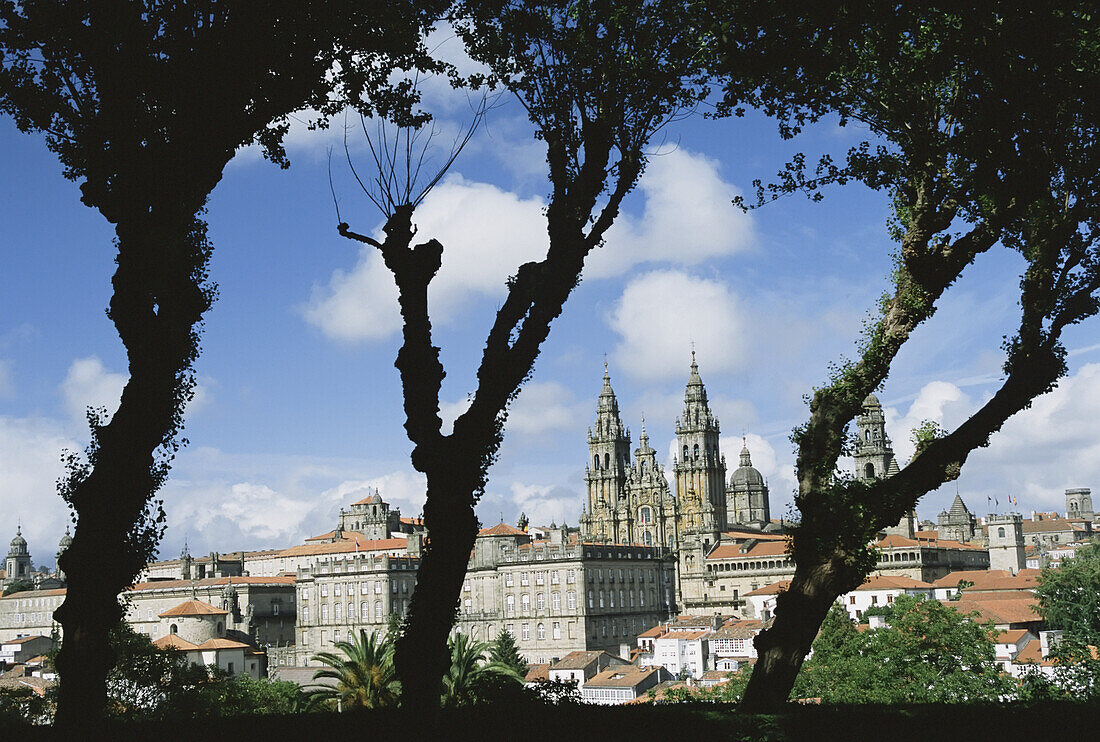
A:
995 498 999 507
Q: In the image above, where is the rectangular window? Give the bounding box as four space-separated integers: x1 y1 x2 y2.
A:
553 622 561 640
334 583 341 597
537 593 546 611
273 603 280 615
521 572 530 586
320 584 328 597
464 579 471 592
551 571 560 584
567 570 576 584
361 582 368 594
522 623 530 641
392 582 398 594
505 573 514 587
334 629 340 643
536 571 545 586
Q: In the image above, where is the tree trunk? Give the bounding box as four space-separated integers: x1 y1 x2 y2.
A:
740 558 858 711
53 213 211 725
395 464 481 710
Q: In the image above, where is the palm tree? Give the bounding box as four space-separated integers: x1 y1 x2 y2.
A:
441 632 522 708
308 629 400 710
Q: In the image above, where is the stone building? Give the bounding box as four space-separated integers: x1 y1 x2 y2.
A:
3 527 32 589
280 513 676 668
1065 487 1094 522
938 494 979 543
988 513 1028 575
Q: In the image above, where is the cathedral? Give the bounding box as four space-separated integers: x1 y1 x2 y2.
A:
579 356 774 552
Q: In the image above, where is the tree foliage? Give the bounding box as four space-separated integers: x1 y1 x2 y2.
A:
1035 542 1100 644
441 632 522 708
334 0 714 709
488 628 528 678
704 1 1100 710
793 598 1012 704
308 629 401 711
0 0 444 723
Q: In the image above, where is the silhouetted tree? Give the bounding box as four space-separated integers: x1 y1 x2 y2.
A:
0 0 443 724
335 0 712 709
705 2 1100 709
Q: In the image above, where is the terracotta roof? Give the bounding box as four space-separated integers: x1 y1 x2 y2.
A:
659 629 710 641
875 533 984 551
708 540 790 560
197 638 251 650
722 530 786 542
854 575 932 591
1011 640 1055 666
399 517 424 526
637 625 666 639
947 597 1041 625
478 522 527 537
158 599 228 618
524 664 550 683
130 575 295 592
1 635 50 645
743 580 791 597
144 549 282 568
305 529 362 542
551 650 606 670
931 569 1014 588
0 588 67 600
585 666 662 689
277 537 409 557
153 634 200 651
996 629 1032 645
1022 518 1077 533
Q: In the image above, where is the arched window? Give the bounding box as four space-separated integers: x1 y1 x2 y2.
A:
170 624 178 634
374 600 382 620
506 594 515 613
217 622 223 634
537 622 546 640
522 594 530 612
537 593 546 610
643 531 653 546
865 430 870 440
361 602 368 620
997 527 1006 538
594 454 599 469
604 453 610 469
639 506 652 525
865 463 875 479
693 444 700 460
348 602 354 619
683 445 689 460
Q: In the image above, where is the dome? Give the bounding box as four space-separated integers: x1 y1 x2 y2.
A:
730 445 765 488
57 526 73 553
366 494 382 505
862 393 881 408
9 526 28 554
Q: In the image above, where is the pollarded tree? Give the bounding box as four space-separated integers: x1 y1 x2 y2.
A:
706 2 1100 709
0 0 444 724
334 0 713 709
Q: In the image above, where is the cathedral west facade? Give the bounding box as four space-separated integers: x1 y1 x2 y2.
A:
579 357 775 550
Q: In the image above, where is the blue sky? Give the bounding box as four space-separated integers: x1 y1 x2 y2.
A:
2 35 1099 568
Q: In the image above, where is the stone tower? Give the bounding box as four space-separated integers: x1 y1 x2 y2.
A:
728 440 771 528
672 354 728 530
582 365 632 543
623 421 678 548
1065 488 1094 522
340 489 395 540
853 393 898 481
987 513 1026 575
55 526 72 582
5 527 32 587
937 494 978 543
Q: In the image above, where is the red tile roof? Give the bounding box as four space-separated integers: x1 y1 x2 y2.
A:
153 634 200 651
197 638 251 650
478 522 527 537
277 537 408 557
158 599 228 618
854 575 932 591
743 580 791 597
129 575 295 592
708 541 790 560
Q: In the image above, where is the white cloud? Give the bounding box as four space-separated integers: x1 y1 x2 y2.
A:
506 482 582 528
586 149 754 278
609 270 744 381
884 381 970 465
60 356 126 426
506 381 588 437
0 415 79 568
304 175 548 342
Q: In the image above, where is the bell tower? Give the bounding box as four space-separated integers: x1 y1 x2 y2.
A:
583 364 631 542
853 393 898 481
673 354 727 529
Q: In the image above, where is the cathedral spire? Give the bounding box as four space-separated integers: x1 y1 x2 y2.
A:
739 438 752 467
